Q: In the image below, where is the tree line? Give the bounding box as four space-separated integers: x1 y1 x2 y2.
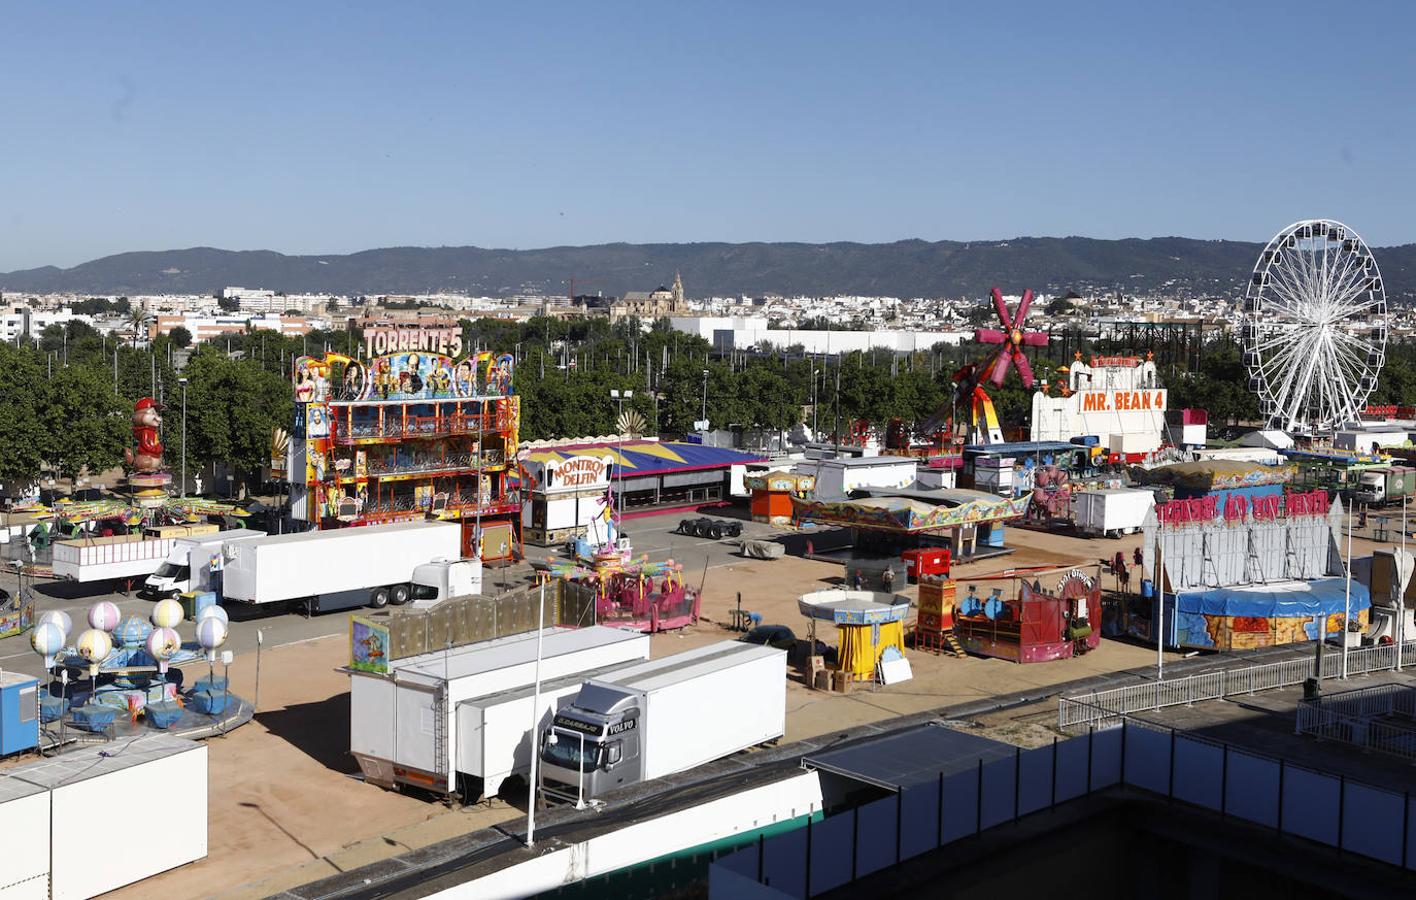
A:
5 312 1416 492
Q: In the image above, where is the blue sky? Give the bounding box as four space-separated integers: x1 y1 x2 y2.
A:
1 1 1413 270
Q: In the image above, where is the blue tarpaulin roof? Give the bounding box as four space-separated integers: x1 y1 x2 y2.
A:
1175 577 1370 620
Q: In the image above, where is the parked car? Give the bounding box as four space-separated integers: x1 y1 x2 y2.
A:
738 624 834 665
676 517 743 540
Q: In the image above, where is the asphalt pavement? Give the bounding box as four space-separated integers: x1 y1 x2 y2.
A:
0 506 786 681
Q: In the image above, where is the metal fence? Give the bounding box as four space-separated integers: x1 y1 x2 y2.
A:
1296 682 1416 762
1059 641 1416 731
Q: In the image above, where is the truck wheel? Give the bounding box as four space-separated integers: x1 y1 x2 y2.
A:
369 587 390 609
709 524 724 540
390 584 411 605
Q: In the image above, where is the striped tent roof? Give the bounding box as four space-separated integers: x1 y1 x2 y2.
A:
522 440 767 476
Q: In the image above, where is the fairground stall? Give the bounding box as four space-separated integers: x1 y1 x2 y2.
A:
952 567 1102 663
1128 489 1369 650
289 326 522 561
745 471 816 526
792 489 1029 561
798 589 911 686
519 452 616 546
1130 459 1296 509
543 554 700 634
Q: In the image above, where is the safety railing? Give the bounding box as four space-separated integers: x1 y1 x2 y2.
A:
1059 640 1416 731
1296 683 1416 762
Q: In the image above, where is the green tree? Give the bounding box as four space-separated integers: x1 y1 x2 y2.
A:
169 326 192 348
0 344 49 480
42 365 127 479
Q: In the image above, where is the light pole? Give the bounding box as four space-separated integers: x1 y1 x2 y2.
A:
178 377 188 497
700 369 709 432
610 389 633 527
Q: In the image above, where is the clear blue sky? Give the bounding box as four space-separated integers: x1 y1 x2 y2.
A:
2 1 1413 270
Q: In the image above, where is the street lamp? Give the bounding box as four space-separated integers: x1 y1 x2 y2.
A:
610 389 633 527
178 377 188 498
699 369 710 433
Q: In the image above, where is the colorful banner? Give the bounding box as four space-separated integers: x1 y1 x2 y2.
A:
350 616 392 674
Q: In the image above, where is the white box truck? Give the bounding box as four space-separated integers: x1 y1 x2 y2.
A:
140 528 267 600
220 521 463 613
349 625 650 796
456 661 639 800
539 641 786 803
1071 487 1155 537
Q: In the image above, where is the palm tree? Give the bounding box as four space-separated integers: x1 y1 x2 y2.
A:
125 306 149 347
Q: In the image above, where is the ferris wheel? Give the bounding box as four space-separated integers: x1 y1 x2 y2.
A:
1241 219 1387 433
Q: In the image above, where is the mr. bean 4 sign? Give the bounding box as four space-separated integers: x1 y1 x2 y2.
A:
1080 390 1167 413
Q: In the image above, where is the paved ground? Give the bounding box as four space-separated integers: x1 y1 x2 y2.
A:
3 504 1398 898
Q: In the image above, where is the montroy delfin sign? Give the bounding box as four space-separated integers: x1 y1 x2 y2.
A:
364 327 464 359
542 455 614 492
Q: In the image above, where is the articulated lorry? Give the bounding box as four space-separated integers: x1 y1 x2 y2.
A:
349 625 650 796
140 529 267 599
539 641 786 803
455 661 640 800
220 521 465 613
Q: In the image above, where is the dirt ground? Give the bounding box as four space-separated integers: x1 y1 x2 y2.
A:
108 522 1194 899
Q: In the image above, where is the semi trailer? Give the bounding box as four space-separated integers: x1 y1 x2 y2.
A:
1354 466 1415 508
348 625 650 796
219 521 463 613
539 641 786 803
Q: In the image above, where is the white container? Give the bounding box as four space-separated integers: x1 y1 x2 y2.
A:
221 520 462 611
8 734 206 900
51 534 181 583
1072 488 1155 536
0 774 49 900
350 625 650 794
456 661 639 799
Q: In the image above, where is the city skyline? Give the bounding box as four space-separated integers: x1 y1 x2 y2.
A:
3 2 1415 270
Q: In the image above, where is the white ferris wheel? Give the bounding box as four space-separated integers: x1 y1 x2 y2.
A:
1241 219 1387 433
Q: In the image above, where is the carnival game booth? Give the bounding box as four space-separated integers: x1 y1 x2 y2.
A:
1129 489 1368 651
953 567 1102 663
745 471 817 526
521 438 767 529
792 489 1029 562
798 589 911 686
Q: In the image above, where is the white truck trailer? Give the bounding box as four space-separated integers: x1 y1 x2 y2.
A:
51 524 221 584
1071 487 1155 537
220 521 463 613
539 641 786 803
455 661 640 800
140 528 267 599
349 625 650 797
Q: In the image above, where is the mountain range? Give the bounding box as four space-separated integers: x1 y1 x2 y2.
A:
2 237 1413 302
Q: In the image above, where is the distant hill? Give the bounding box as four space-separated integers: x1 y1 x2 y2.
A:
3 237 1414 301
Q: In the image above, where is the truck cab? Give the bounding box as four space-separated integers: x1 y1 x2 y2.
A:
1356 470 1389 505
408 558 483 608
140 529 265 600
540 683 642 802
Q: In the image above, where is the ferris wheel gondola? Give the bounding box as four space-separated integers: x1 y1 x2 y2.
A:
1240 219 1387 434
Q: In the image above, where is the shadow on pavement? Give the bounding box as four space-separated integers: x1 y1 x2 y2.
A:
256 693 357 773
